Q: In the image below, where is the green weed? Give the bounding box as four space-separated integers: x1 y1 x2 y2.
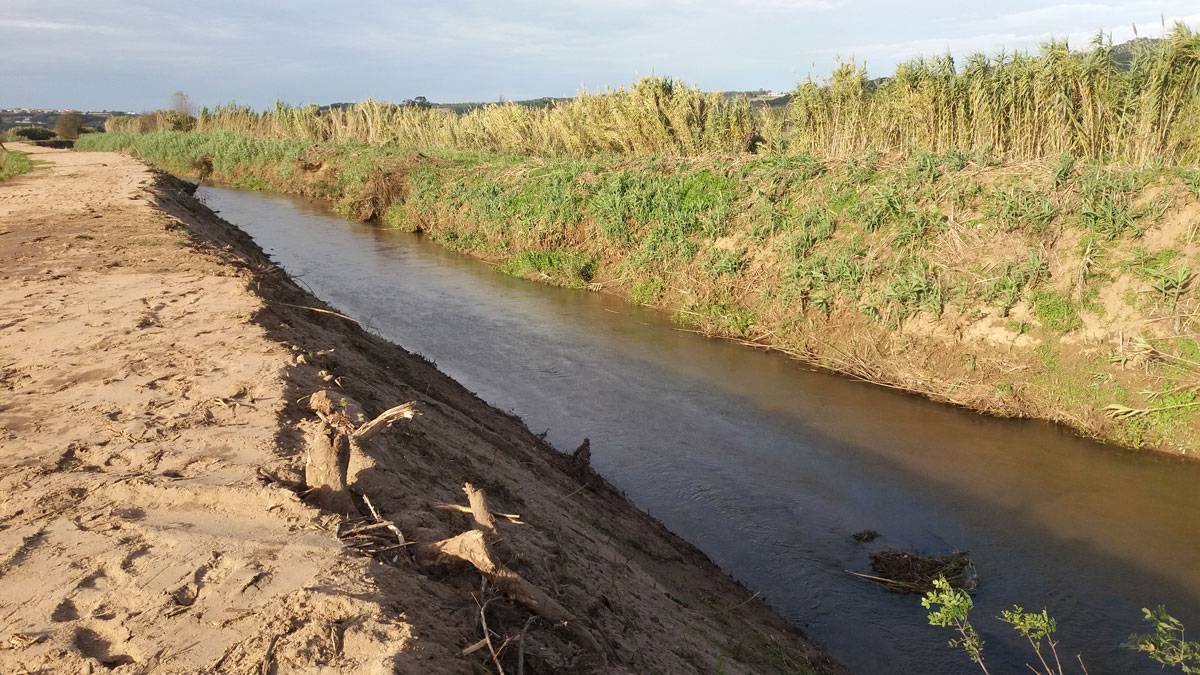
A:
629 277 665 305
942 148 970 172
1033 290 1082 332
885 256 944 319
907 150 943 184
0 150 34 182
846 150 879 184
1051 153 1076 187
1127 606 1200 673
1123 248 1195 310
498 249 597 288
433 230 490 253
922 578 986 672
989 185 1056 234
784 208 837 257
677 301 755 338
1180 169 1200 198
704 248 749 277
983 252 1045 314
850 184 905 230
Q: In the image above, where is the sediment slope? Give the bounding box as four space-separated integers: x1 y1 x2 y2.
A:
0 144 840 673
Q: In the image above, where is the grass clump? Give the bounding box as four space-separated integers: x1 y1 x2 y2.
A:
988 185 1056 234
382 204 417 231
594 168 736 267
677 301 755 338
703 247 748 278
1051 153 1076 186
498 249 597 288
1180 169 1200 198
432 230 491 254
0 150 34 181
1125 248 1195 311
789 250 865 315
629 277 665 305
1077 166 1152 239
885 256 944 321
784 207 837 256
982 252 1045 314
850 184 905 231
1033 290 1082 332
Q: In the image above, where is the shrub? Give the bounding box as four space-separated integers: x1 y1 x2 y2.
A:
8 126 54 141
1127 606 1200 673
54 111 84 139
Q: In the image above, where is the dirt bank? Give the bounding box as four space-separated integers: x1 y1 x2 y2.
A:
0 144 842 673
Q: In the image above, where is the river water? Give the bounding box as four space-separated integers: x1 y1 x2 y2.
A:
198 185 1200 674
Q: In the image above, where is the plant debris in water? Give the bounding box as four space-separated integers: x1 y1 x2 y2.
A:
851 549 977 594
851 529 880 543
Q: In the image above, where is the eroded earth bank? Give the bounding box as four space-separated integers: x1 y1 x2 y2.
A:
0 145 841 673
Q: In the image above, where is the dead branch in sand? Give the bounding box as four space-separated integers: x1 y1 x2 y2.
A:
464 482 498 533
478 596 506 675
516 615 538 675
272 301 362 326
419 529 601 656
336 493 411 564
302 391 416 515
421 483 606 666
352 402 417 444
299 390 602 667
301 421 355 514
434 503 524 524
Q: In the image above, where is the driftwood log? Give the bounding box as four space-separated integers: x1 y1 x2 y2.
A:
420 484 606 664
302 390 415 514
300 420 355 514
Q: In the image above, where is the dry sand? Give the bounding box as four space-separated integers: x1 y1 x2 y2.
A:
0 144 841 673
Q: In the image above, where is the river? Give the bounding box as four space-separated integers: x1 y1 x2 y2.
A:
198 184 1200 674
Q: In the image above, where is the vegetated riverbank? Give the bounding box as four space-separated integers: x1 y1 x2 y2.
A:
0 144 841 673
77 129 1200 456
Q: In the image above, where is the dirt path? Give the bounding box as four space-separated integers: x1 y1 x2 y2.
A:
0 144 840 673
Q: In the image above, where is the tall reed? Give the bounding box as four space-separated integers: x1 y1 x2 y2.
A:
107 24 1200 163
783 26 1200 163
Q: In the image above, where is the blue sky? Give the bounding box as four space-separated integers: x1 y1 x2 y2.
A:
3 1 1198 111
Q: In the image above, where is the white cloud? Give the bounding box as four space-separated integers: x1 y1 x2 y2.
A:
0 18 122 33
732 0 847 10
829 6 1200 64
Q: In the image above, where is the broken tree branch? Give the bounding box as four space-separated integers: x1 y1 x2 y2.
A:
352 402 417 444
464 482 498 533
418 530 603 660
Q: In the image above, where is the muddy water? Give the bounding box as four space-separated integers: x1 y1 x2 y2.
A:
199 185 1200 674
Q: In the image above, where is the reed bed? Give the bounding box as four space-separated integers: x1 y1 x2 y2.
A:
107 25 1200 163
786 28 1200 163
110 78 756 157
